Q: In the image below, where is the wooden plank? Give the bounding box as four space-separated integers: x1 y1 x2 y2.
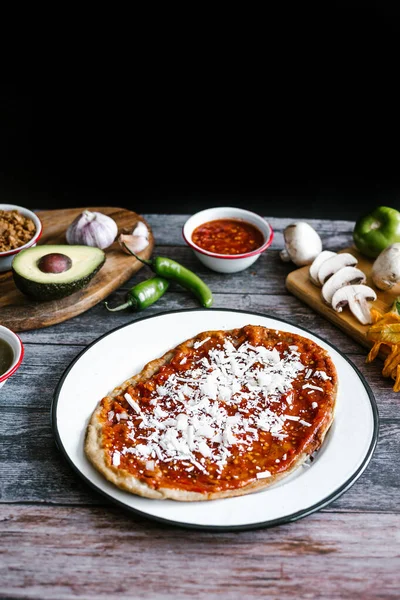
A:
1 340 395 414
87 245 296 295
0 396 397 510
0 207 154 332
144 214 356 247
1 214 399 600
286 247 400 354
109 246 296 299
1 430 395 511
0 334 396 510
17 292 370 355
1 506 399 599
0 212 357 330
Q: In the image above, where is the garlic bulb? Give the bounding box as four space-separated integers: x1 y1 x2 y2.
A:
66 210 118 249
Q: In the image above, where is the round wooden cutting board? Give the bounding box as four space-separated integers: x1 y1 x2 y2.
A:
0 207 154 332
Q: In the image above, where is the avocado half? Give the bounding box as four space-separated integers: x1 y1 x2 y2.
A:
12 245 106 301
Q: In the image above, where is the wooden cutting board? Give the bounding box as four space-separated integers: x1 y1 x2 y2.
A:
286 246 400 352
0 207 154 332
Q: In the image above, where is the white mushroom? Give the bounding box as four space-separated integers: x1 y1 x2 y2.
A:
280 222 322 267
331 285 377 325
309 251 337 286
322 266 366 305
372 243 400 291
317 253 358 286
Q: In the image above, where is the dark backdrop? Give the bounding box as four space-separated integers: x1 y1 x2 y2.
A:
1 6 399 220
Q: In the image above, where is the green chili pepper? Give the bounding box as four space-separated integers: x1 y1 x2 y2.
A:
105 277 169 312
123 244 213 308
353 206 400 258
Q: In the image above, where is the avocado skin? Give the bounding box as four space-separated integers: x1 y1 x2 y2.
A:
12 257 105 301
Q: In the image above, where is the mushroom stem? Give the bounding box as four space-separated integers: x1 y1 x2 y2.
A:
331 285 377 325
351 292 376 325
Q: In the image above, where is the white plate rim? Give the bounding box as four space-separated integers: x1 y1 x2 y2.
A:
51 308 379 531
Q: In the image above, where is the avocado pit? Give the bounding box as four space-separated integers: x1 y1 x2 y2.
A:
38 253 72 274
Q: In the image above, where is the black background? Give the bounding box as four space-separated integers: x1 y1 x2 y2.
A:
1 5 399 220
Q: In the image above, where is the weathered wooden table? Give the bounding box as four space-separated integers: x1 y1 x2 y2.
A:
1 215 399 599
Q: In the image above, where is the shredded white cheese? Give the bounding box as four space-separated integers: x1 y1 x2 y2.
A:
302 384 324 392
194 337 211 349
116 337 317 476
124 393 141 414
116 411 128 421
314 370 330 381
257 470 271 479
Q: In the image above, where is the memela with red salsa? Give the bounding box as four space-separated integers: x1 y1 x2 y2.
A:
85 326 337 501
192 219 265 255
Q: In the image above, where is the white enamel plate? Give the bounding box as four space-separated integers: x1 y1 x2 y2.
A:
52 309 379 530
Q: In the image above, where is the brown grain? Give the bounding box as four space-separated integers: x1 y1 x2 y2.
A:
0 210 36 252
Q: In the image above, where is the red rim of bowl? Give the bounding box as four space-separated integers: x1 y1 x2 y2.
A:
182 219 274 260
0 215 43 258
0 332 25 383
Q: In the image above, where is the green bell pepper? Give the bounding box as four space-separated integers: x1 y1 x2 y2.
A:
353 206 400 258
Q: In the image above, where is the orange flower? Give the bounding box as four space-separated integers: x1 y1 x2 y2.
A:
366 298 400 391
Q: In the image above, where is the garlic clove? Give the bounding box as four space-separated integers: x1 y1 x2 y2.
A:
118 220 150 254
119 233 149 254
66 210 118 250
132 221 149 239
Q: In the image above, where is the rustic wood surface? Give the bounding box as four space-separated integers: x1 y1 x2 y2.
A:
0 207 154 332
0 213 399 599
286 246 400 353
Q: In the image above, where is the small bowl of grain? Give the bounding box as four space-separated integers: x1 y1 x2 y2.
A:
0 204 43 272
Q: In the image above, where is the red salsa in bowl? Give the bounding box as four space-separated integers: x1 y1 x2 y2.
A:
192 219 265 256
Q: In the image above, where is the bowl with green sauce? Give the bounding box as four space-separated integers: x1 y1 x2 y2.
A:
0 325 24 390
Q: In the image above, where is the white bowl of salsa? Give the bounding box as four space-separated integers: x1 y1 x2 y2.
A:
0 325 24 390
182 207 274 273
